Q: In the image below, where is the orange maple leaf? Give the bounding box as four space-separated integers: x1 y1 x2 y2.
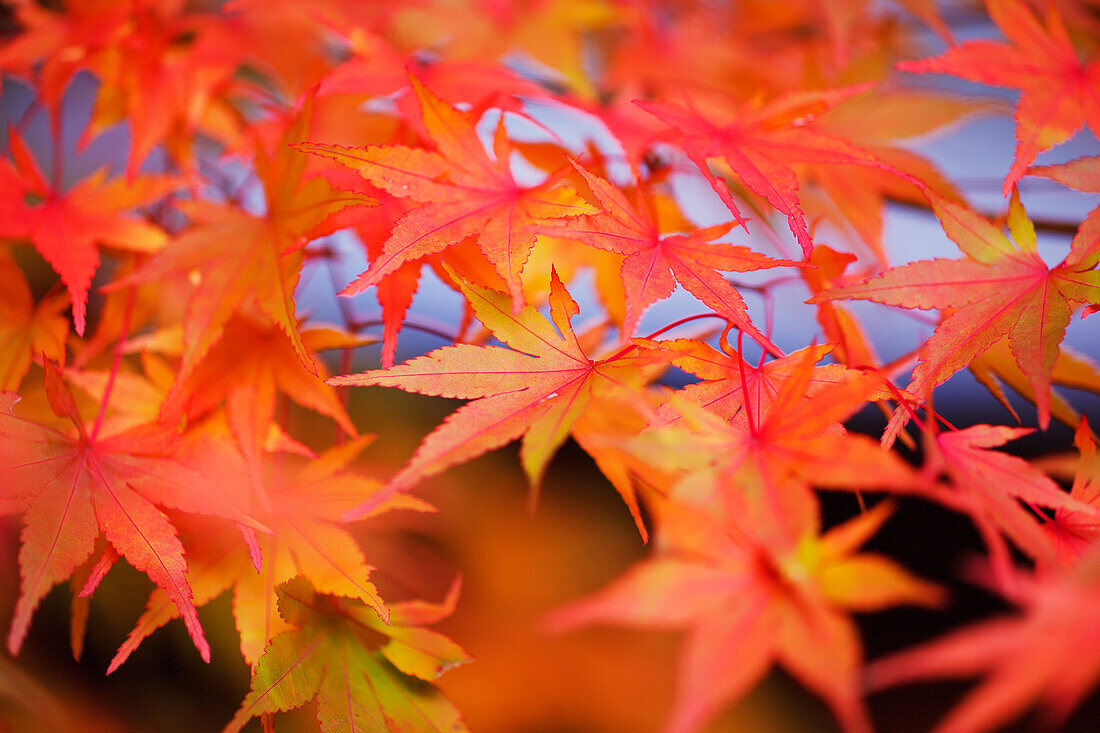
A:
632 354 920 550
111 96 375 380
0 362 258 665
331 268 663 521
108 436 429 670
549 498 941 733
919 424 1098 584
811 190 1100 431
296 73 595 313
538 161 790 352
897 0 1100 197
151 314 359 493
0 251 68 391
641 339 894 424
868 546 1100 733
635 87 892 258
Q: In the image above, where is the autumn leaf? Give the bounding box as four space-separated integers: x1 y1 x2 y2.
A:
0 128 171 336
1041 416 1100 568
332 267 664 521
224 575 470 733
111 95 374 380
630 354 921 550
636 87 894 258
0 0 245 175
296 72 595 313
319 44 551 120
897 0 1100 196
0 250 68 391
867 545 1100 733
811 189 1100 430
108 435 429 670
641 339 895 424
548 498 941 733
153 314 358 492
0 362 259 665
919 424 1098 584
538 161 790 351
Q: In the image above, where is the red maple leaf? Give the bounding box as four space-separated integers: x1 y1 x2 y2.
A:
538 161 790 352
107 436 429 671
111 95 374 380
0 362 258 664
919 424 1098 585
0 128 172 336
296 72 595 313
897 0 1100 197
549 498 941 733
868 547 1100 733
811 190 1100 432
636 87 892 258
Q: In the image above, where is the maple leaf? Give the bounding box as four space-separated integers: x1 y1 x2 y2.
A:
0 0 245 175
897 0 1100 197
319 43 551 121
1030 154 1100 261
538 161 790 351
0 251 68 391
919 424 1098 584
107 435 428 670
296 73 595 313
0 128 172 336
636 87 893 258
968 337 1100 429
867 546 1100 733
548 498 941 733
810 190 1100 430
224 575 471 733
631 355 921 550
0 362 259 664
331 268 664 520
642 339 896 424
1040 416 1100 568
111 96 375 380
154 314 359 491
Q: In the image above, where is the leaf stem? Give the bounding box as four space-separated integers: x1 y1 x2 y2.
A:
602 312 728 363
50 104 63 191
13 96 43 136
735 329 758 437
351 318 459 345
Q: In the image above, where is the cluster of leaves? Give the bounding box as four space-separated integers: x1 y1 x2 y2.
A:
1 0 1100 731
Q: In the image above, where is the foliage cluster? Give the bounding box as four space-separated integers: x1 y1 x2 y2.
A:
2 0 1100 731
